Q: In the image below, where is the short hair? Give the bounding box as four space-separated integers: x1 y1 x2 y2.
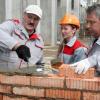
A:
86 4 100 19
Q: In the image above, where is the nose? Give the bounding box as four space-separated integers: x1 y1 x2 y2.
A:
85 25 89 32
85 23 91 34
30 19 34 23
85 22 91 31
85 25 89 30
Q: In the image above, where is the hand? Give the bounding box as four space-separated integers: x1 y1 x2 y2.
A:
70 59 91 74
16 45 31 62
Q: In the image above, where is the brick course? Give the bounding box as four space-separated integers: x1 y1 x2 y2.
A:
0 84 11 94
83 92 100 100
31 76 64 88
0 74 30 85
3 96 32 100
46 89 81 100
13 87 44 97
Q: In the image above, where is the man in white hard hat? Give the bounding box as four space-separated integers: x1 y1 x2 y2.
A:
0 5 44 69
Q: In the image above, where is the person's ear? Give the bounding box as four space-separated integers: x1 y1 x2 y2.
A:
72 28 77 33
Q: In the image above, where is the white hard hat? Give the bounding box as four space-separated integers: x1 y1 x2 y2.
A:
24 5 42 19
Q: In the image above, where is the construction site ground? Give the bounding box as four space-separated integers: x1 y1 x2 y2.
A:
43 46 58 65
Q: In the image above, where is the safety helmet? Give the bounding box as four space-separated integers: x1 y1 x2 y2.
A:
24 5 42 19
59 14 80 28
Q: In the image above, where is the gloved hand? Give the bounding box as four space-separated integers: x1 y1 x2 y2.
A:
16 45 31 62
70 59 91 74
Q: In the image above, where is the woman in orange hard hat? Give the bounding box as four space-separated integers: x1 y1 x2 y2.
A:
57 14 87 64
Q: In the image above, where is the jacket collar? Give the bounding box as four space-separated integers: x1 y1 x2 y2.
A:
29 33 39 40
19 24 38 40
66 36 77 47
14 20 29 39
12 19 39 40
96 37 100 45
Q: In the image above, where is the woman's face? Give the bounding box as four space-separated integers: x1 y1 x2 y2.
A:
60 24 76 39
23 13 40 33
85 12 100 38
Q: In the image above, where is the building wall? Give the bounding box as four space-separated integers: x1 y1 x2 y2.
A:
0 0 81 46
0 0 5 23
0 67 99 100
40 0 52 45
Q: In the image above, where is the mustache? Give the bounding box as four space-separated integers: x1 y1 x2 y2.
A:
85 28 91 33
28 23 34 26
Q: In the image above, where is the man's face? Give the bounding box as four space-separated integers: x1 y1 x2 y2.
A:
85 12 100 38
23 13 40 33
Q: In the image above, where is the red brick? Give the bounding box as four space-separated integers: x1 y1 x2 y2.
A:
66 77 100 91
58 66 95 79
0 94 3 100
38 99 46 100
0 74 30 85
31 76 64 88
46 89 65 98
3 95 33 100
65 90 81 100
0 84 11 93
46 89 81 100
13 87 44 97
83 92 100 100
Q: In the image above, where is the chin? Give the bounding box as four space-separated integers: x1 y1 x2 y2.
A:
27 27 34 30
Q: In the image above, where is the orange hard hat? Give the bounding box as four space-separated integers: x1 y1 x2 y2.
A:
59 14 80 28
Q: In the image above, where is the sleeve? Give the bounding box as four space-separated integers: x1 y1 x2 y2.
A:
72 47 87 63
71 50 99 69
97 54 100 68
87 51 100 76
0 21 19 50
88 52 98 68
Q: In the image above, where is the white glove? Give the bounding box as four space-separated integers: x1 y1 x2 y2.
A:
70 59 91 74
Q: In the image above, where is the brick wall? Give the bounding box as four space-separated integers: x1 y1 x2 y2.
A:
0 67 99 100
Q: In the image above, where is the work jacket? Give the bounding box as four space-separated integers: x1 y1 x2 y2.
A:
87 37 100 76
0 19 44 69
58 36 87 64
